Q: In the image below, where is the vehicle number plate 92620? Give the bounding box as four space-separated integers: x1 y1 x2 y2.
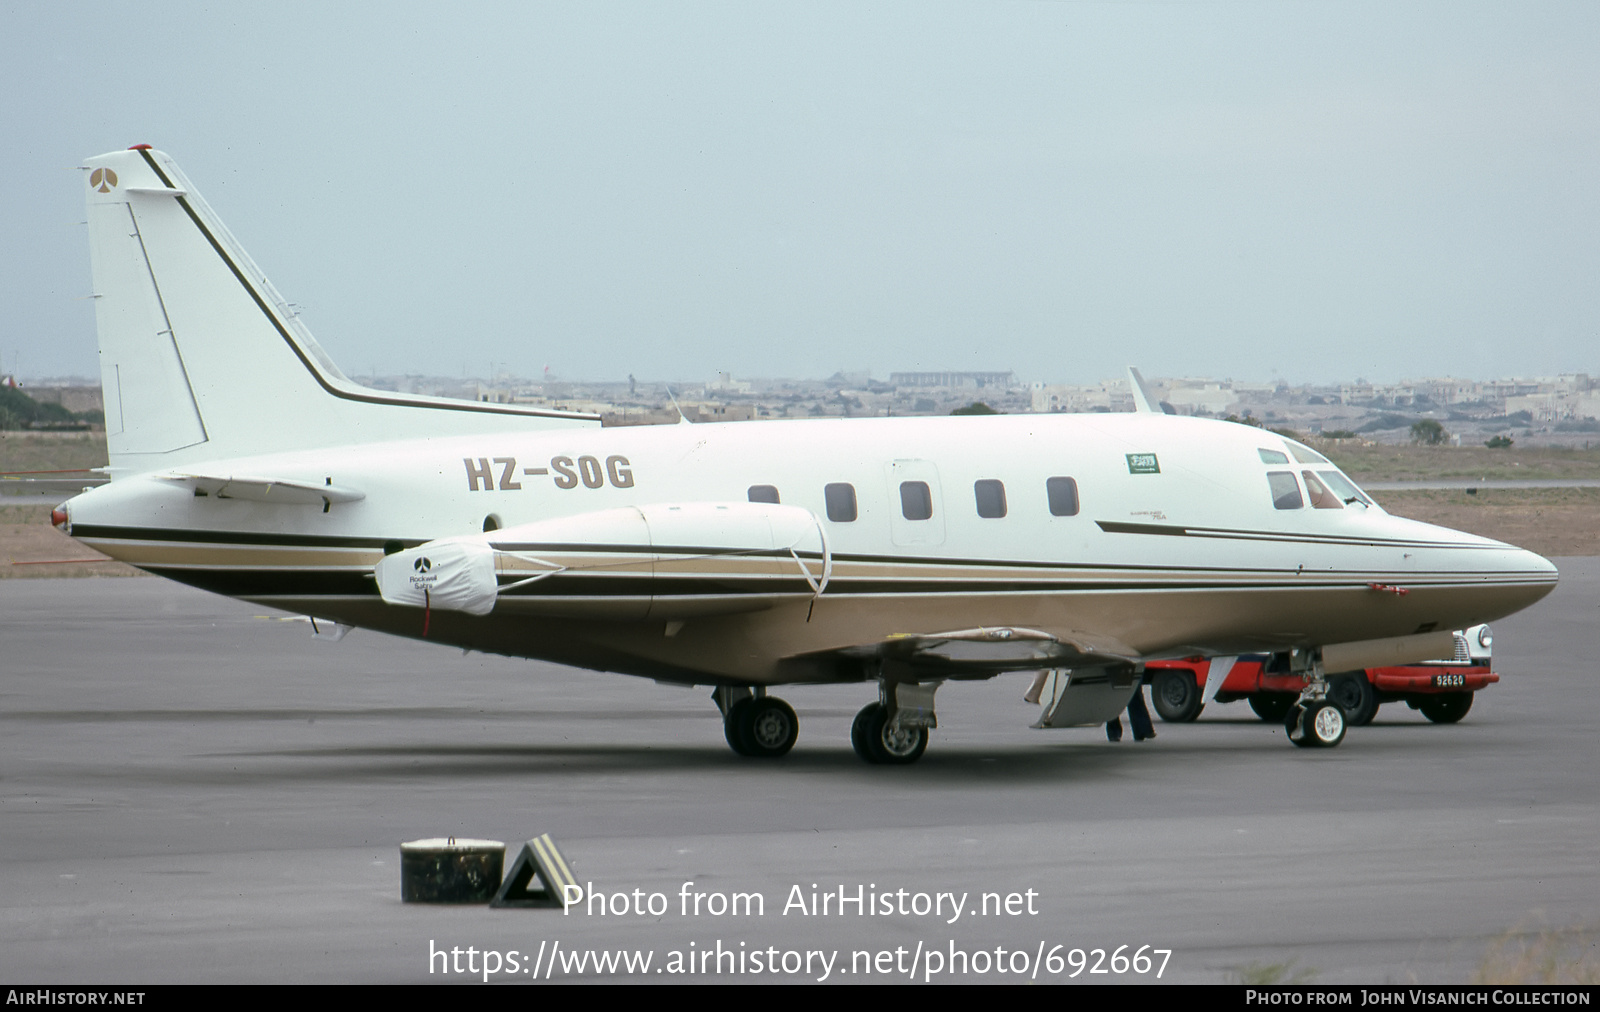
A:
1432 673 1467 688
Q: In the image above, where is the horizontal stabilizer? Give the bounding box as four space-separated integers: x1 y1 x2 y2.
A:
159 473 364 506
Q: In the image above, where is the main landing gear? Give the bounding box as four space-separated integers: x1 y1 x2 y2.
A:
714 680 941 764
851 681 938 765
714 687 799 758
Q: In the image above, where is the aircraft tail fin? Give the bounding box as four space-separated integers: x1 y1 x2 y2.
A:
82 146 595 477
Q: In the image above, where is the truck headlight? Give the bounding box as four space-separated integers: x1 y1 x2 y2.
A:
1478 626 1493 649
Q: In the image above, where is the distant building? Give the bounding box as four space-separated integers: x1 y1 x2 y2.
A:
890 371 1016 390
1162 380 1238 415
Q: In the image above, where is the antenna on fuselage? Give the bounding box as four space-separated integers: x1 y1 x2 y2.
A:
665 386 691 425
1127 367 1161 414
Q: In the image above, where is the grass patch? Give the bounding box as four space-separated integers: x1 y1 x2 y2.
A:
1473 924 1600 985
0 430 108 475
1231 958 1318 985
1376 487 1600 557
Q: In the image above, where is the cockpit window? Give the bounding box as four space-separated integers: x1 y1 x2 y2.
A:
1258 448 1290 464
1267 472 1303 510
1317 470 1375 508
1302 471 1342 509
1286 440 1330 464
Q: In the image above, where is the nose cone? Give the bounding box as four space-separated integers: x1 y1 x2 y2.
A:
1377 512 1559 624
1514 545 1560 594
1466 539 1559 622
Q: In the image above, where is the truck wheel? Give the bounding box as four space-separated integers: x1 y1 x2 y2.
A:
1151 670 1204 723
1249 693 1294 722
1329 673 1379 726
1419 692 1473 724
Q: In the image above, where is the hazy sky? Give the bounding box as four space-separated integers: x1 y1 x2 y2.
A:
4 2 1599 386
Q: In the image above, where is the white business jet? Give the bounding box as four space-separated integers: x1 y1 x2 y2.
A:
57 146 1558 763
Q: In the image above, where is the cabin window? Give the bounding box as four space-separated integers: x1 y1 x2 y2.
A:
900 481 933 521
1258 448 1290 464
1301 471 1342 509
747 485 780 504
824 482 858 522
482 514 502 532
1267 471 1304 510
974 479 1007 519
1046 476 1079 517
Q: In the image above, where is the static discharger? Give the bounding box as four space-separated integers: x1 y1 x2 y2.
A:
492 834 579 909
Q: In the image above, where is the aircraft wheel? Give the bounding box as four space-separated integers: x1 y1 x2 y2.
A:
740 698 799 757
1419 692 1473 724
1250 693 1294 722
723 699 755 756
1287 700 1346 748
1151 670 1204 723
1328 672 1379 726
850 703 928 765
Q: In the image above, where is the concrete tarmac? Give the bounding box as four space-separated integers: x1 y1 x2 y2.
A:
1 565 1596 984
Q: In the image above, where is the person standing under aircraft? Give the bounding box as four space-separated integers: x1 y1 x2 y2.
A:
1107 688 1156 742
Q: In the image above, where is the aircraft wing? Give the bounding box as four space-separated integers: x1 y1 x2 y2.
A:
798 626 1141 680
158 473 365 507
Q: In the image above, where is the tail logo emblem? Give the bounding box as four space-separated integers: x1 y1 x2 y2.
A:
89 168 118 193
414 557 432 573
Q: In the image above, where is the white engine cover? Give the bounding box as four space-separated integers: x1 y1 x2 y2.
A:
373 537 499 616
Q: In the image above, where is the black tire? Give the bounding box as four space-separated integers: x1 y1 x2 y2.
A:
723 698 754 756
1328 673 1379 726
1151 670 1204 723
850 703 878 761
1250 693 1295 722
1419 692 1473 724
1285 702 1312 746
850 702 928 765
740 698 799 757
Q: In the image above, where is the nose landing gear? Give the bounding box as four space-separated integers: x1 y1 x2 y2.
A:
1284 650 1348 749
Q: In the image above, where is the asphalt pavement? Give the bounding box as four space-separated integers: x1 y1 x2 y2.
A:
1 564 1596 984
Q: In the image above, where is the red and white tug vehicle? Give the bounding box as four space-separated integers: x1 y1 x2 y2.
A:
1145 625 1496 727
